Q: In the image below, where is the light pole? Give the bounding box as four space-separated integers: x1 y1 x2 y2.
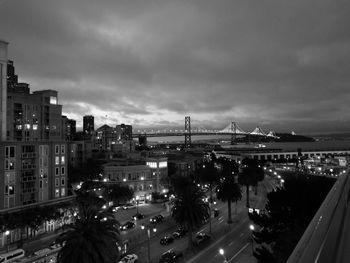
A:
219 248 228 263
136 196 140 214
141 224 157 263
249 224 255 254
5 230 10 252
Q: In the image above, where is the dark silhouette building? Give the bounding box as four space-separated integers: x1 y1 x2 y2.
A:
83 115 94 135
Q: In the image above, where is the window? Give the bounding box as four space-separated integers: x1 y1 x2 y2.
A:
55 167 59 176
55 189 60 197
5 146 15 158
61 145 65 154
55 178 59 187
61 167 65 175
39 180 43 188
5 160 15 170
61 178 65 186
61 188 65 196
5 185 15 195
55 156 60 165
61 156 65 165
55 145 59 155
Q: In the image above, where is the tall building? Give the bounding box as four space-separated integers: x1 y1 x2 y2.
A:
7 87 64 141
68 118 76 140
0 40 8 141
116 123 132 140
62 116 76 141
83 115 94 135
0 141 68 209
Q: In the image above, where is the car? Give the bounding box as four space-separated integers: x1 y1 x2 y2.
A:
120 221 135 231
160 235 174 245
123 203 136 210
118 254 138 263
159 250 183 263
150 214 164 224
193 232 211 246
131 213 145 220
172 227 187 239
49 240 65 249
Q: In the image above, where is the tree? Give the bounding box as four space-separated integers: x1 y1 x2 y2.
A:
56 194 121 263
171 176 210 249
106 184 133 204
216 174 242 224
238 158 264 207
250 176 335 263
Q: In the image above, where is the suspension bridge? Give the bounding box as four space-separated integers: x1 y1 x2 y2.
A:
132 116 279 146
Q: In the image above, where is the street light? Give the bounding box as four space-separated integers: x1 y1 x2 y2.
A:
249 224 255 254
219 248 228 263
141 224 157 263
5 230 10 252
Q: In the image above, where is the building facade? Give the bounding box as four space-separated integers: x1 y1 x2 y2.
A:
103 162 154 202
0 141 68 210
0 40 8 141
83 115 94 135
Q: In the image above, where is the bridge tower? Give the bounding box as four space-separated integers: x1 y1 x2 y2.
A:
184 116 191 148
231 122 236 145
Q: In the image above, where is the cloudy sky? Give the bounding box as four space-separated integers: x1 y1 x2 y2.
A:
1 0 350 133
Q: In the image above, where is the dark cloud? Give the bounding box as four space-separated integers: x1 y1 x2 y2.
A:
1 0 350 133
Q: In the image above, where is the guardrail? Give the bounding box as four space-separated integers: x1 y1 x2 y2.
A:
287 168 350 263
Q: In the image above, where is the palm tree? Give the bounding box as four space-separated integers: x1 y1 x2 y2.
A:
195 161 220 234
171 176 210 249
238 158 264 207
217 175 242 224
56 193 121 263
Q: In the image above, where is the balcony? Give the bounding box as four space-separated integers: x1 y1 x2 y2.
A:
287 169 350 263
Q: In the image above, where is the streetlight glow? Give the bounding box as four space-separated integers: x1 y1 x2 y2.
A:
250 224 255 231
219 248 224 255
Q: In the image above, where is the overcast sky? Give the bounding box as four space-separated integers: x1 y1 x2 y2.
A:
1 0 350 133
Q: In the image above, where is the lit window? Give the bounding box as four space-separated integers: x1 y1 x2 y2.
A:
50 96 57 105
61 156 65 165
61 188 65 196
24 124 31 130
55 156 60 165
55 189 60 197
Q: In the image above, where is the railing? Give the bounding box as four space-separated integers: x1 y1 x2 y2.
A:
287 168 350 263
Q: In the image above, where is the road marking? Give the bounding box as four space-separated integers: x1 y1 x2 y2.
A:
187 218 249 263
227 243 250 262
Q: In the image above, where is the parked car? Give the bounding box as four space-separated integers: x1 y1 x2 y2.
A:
131 213 145 220
150 214 164 224
193 232 211 246
123 203 136 210
49 240 65 249
160 235 174 245
118 254 138 263
120 221 135 231
172 227 187 239
159 250 183 263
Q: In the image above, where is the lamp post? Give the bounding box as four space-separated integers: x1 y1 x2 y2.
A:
135 196 140 214
249 224 255 254
5 230 10 252
219 248 228 263
141 224 157 263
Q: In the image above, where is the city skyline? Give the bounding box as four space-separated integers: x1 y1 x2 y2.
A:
1 0 350 133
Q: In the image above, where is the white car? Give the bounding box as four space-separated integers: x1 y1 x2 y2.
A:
118 254 138 263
